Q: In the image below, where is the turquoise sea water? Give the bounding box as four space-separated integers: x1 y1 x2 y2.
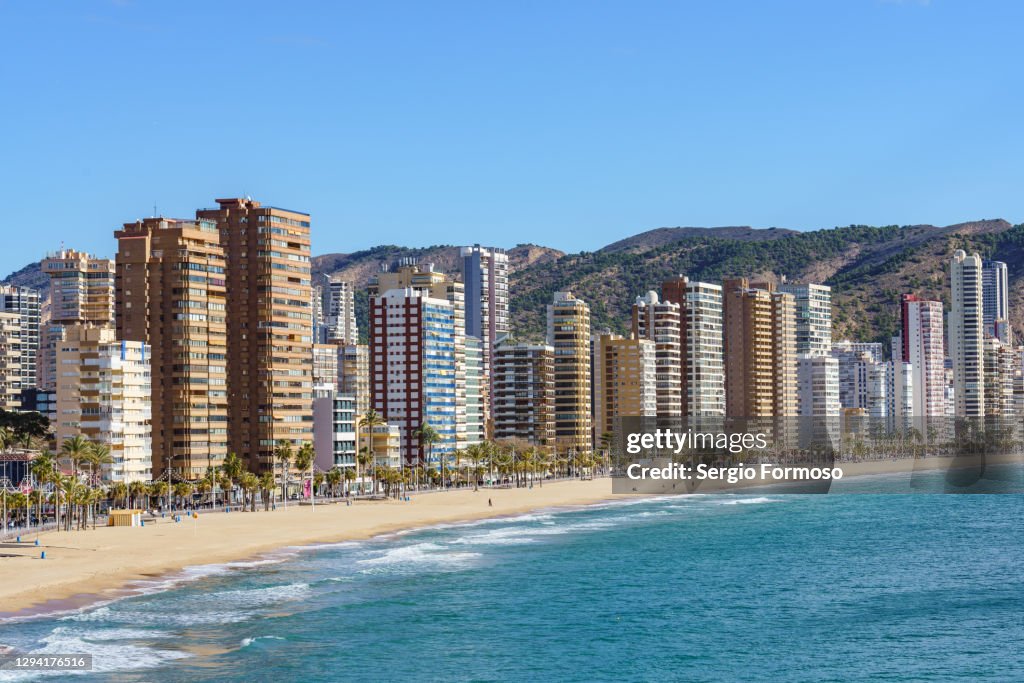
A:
1 468 1022 682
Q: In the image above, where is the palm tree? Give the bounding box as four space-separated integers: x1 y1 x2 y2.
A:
85 442 114 485
61 435 91 482
414 422 441 489
149 481 168 512
240 472 259 512
29 451 56 531
259 472 276 511
360 410 386 494
222 452 244 506
273 440 293 506
109 481 128 509
294 442 315 506
326 468 342 499
343 467 356 496
356 447 373 496
174 482 194 510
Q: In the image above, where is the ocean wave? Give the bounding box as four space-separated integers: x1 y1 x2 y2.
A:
240 635 285 648
356 542 481 573
711 497 783 505
0 627 188 681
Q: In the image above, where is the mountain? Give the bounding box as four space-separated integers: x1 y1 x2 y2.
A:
599 226 798 254
506 219 1024 345
5 221 1023 351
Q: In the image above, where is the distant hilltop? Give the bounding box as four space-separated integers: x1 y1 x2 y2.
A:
5 219 1022 346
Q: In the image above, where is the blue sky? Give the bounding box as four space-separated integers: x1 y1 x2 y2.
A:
1 0 1022 277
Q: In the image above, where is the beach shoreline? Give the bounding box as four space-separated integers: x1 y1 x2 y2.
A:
1 454 1015 621
0 478 622 620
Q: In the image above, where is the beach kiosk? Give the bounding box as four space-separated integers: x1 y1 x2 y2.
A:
107 509 142 527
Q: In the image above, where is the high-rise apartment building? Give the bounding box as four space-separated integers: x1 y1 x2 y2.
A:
115 217 229 478
0 312 21 410
55 326 152 483
779 282 836 417
312 343 339 389
546 292 592 453
832 341 884 412
950 250 985 417
370 287 458 464
796 354 841 417
339 343 370 421
661 277 726 416
492 337 555 445
370 261 467 448
465 336 486 446
632 291 682 417
593 333 657 440
196 198 314 471
722 279 797 417
983 337 1017 418
39 249 115 391
324 276 359 345
0 285 40 392
896 295 946 419
461 245 508 421
885 360 914 430
981 260 1009 342
778 283 833 357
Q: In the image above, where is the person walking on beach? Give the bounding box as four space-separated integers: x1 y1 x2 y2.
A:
488 498 493 507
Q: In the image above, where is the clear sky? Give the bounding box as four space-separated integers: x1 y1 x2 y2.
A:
1 0 1022 277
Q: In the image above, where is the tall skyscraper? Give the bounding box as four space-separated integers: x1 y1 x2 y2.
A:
369 261 467 448
981 260 1010 342
0 312 22 410
0 285 40 392
492 337 555 446
115 217 229 478
632 291 682 418
778 282 833 356
593 333 657 440
662 277 726 416
465 336 486 446
55 326 152 483
196 198 314 472
722 278 797 417
39 249 115 390
546 291 592 454
949 250 985 417
369 287 458 464
779 282 837 417
896 295 946 418
324 276 359 345
461 245 508 427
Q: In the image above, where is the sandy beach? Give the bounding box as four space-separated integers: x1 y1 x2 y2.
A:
0 479 618 618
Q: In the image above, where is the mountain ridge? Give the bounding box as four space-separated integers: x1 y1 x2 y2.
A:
5 221 1022 351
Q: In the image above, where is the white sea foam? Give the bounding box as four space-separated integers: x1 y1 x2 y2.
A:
0 627 188 681
240 635 285 648
712 497 783 506
357 542 481 573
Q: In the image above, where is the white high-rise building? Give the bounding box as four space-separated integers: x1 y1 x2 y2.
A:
780 283 836 418
950 251 985 417
662 277 725 416
325 276 359 345
632 291 682 417
0 285 40 392
797 354 841 417
832 341 884 414
896 295 946 419
0 312 21 410
55 326 152 483
885 360 914 430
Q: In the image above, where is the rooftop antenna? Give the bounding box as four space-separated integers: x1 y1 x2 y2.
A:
153 202 158 218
